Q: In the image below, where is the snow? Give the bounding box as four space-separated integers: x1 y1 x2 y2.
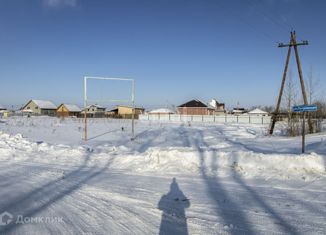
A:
0 116 325 234
248 108 268 115
85 104 105 109
62 104 81 112
32 100 57 109
149 108 175 114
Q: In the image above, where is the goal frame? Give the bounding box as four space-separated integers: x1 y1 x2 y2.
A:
83 76 135 141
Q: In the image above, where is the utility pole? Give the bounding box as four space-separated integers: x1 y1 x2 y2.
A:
269 31 313 134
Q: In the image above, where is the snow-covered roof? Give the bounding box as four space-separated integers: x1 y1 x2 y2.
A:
62 104 81 112
209 99 218 108
248 108 268 114
149 108 175 114
86 104 106 109
32 100 57 109
0 104 6 110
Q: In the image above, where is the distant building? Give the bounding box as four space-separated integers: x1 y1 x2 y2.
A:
232 107 247 115
208 99 226 114
248 108 268 116
82 104 106 118
0 105 6 111
108 105 145 118
57 104 81 117
22 100 57 116
0 105 9 118
149 108 175 115
177 99 214 115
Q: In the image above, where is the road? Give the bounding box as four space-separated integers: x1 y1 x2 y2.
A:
0 160 325 234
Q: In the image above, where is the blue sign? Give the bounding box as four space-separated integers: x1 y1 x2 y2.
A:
292 105 317 112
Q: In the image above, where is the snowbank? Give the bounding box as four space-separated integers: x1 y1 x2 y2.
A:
1 131 325 180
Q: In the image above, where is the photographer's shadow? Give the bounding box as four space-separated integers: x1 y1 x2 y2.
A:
158 178 190 235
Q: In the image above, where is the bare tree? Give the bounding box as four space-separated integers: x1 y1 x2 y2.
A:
306 66 320 104
283 69 297 114
283 69 300 136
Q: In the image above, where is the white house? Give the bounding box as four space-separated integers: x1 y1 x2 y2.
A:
248 108 268 116
149 108 175 115
82 104 106 117
0 105 6 111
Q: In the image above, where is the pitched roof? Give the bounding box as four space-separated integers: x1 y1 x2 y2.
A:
32 100 57 109
248 108 268 114
117 105 145 110
178 99 207 108
62 104 81 112
149 108 175 114
86 104 106 109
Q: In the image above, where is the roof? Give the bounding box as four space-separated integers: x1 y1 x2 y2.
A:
0 105 6 110
117 105 145 110
178 99 207 108
61 104 81 112
86 104 106 109
149 108 175 114
32 100 57 109
248 108 268 114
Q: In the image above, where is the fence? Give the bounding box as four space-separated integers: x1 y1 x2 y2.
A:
139 114 271 124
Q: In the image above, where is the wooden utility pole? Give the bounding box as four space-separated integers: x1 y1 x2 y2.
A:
269 31 313 134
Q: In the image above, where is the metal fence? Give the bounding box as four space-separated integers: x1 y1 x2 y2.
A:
139 114 271 124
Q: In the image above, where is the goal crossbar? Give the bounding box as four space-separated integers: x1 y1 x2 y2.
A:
83 76 135 141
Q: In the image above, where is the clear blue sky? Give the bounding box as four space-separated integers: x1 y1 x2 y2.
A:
0 0 325 109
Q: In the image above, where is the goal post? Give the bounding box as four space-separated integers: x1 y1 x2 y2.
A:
83 76 135 141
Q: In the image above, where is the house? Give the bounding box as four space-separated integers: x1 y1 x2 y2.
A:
57 104 81 117
149 108 175 115
82 104 106 118
232 107 247 115
107 105 145 118
248 108 268 116
177 99 214 115
0 105 9 118
208 99 226 114
22 100 57 116
106 108 119 117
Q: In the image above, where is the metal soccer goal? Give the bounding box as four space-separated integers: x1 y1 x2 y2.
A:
83 76 135 141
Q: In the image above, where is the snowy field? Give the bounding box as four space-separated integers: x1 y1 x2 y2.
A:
0 116 325 234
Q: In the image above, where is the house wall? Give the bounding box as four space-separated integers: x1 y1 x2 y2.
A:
217 104 225 111
40 109 56 116
85 106 105 117
177 107 210 115
23 101 41 114
57 105 69 117
118 107 144 115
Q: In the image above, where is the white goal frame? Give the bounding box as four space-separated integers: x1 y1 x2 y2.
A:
83 76 135 141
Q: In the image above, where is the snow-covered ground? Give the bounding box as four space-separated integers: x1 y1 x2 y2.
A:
0 116 325 234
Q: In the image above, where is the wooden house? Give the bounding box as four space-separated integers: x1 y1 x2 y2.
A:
107 105 145 118
57 104 81 117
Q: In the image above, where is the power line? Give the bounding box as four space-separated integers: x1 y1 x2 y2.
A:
214 1 280 44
